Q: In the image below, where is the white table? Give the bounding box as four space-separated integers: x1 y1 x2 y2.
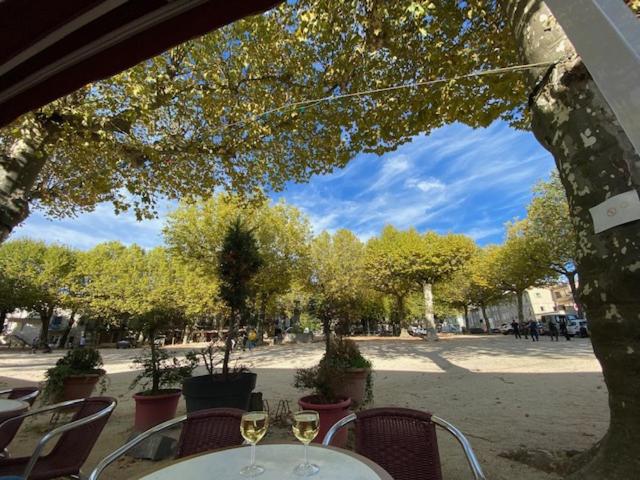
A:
0 399 28 415
140 443 392 480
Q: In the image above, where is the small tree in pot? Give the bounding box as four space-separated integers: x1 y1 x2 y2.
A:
295 337 373 447
130 338 197 432
182 219 262 412
42 348 107 403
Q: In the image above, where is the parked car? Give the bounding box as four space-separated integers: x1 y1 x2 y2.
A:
408 326 427 336
567 319 589 337
540 313 582 336
116 337 137 349
500 323 513 335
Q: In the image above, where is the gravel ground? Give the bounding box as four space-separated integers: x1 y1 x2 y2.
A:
0 334 606 479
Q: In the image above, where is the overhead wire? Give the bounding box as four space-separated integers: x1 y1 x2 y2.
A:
217 60 559 132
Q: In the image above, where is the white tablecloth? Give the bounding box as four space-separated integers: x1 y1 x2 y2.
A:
0 399 27 414
140 444 389 480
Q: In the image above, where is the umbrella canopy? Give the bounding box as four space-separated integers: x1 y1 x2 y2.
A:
0 0 281 128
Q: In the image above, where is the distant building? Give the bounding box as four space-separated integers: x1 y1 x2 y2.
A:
2 309 84 348
468 284 576 329
549 283 578 315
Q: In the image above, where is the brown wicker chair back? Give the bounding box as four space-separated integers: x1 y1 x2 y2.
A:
7 387 40 406
0 397 116 480
176 407 245 458
354 408 443 480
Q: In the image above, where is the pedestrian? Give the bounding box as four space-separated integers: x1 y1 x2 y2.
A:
247 328 257 351
548 317 559 341
559 318 571 341
528 320 539 342
521 321 528 340
511 319 521 339
79 334 86 348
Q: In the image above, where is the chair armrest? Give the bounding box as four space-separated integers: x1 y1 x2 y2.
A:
432 415 486 480
321 413 357 446
17 390 39 404
0 399 85 431
88 414 186 480
21 399 117 480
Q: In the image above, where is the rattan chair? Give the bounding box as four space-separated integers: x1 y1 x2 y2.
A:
88 407 244 480
0 397 116 480
322 407 486 480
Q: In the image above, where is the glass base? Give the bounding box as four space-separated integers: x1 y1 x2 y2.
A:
240 464 265 477
293 462 319 477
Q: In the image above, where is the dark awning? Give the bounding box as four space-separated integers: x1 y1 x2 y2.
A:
0 0 281 128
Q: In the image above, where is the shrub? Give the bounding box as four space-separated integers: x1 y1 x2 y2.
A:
130 347 198 395
294 337 373 404
42 348 107 403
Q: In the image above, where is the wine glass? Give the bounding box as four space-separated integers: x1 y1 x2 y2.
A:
292 410 320 476
240 411 269 477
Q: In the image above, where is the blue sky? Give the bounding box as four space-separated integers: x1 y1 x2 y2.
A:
12 120 555 250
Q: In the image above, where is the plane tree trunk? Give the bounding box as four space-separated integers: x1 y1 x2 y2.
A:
565 270 583 317
422 281 439 340
0 116 61 242
502 1 640 478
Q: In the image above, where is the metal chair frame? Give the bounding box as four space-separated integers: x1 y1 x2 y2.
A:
0 388 40 405
322 411 486 480
88 415 186 480
89 408 247 480
0 398 117 480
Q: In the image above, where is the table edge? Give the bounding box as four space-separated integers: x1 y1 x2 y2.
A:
137 442 393 480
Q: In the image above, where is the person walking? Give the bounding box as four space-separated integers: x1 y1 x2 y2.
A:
559 318 571 341
528 320 539 342
548 317 559 341
247 328 257 351
511 319 521 339
521 320 528 340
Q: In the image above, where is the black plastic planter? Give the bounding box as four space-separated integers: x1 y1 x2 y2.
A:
182 372 257 413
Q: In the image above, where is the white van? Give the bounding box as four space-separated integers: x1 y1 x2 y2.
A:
540 313 584 336
567 318 589 336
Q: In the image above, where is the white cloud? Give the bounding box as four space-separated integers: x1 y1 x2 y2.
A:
12 120 555 249
463 226 505 241
363 154 412 194
11 201 173 250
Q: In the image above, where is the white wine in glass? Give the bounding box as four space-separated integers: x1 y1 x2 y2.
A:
292 410 320 476
240 411 269 477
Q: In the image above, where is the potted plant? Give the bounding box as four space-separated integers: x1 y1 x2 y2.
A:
130 344 197 432
183 343 256 412
294 337 374 447
182 219 262 413
42 348 107 403
328 337 373 406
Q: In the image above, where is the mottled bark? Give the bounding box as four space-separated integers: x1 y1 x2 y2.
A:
463 304 470 331
480 303 491 332
58 310 76 349
503 1 640 477
422 281 439 340
515 291 524 324
0 117 57 243
37 305 54 347
565 270 583 317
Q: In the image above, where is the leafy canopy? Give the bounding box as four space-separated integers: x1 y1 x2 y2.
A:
1 0 526 221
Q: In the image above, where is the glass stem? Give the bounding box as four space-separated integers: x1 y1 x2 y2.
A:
304 443 309 466
251 443 256 467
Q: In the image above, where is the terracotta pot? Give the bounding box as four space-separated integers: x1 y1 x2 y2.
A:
133 389 181 432
298 395 351 447
62 374 101 401
334 368 369 406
